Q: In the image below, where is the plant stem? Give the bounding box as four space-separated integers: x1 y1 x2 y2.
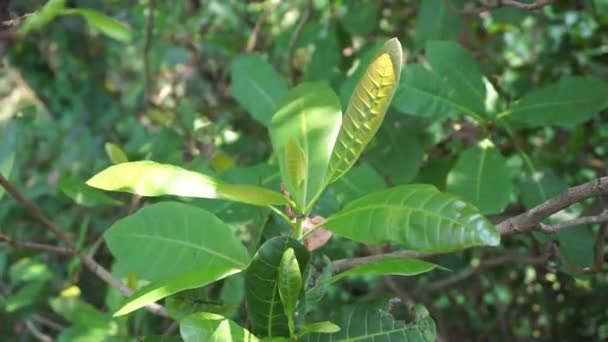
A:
294 216 303 240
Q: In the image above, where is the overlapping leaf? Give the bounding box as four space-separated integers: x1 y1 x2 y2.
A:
323 184 500 253
87 161 289 206
244 237 310 338
327 38 403 184
180 312 258 342
270 83 342 209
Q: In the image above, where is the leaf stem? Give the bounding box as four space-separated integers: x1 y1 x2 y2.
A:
299 220 325 241
269 205 293 225
294 216 304 240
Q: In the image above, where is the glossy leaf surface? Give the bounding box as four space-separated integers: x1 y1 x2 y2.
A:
270 82 342 209
244 237 310 337
180 312 258 342
87 161 289 206
326 258 438 285
327 38 402 184
323 184 500 253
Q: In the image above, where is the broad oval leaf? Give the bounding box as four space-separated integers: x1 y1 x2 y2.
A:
87 161 289 206
447 140 512 214
505 76 608 127
327 38 403 184
113 268 241 317
244 236 310 338
300 299 436 342
270 82 342 209
104 202 250 281
325 258 438 285
180 312 258 342
277 248 302 335
231 55 288 126
323 184 500 253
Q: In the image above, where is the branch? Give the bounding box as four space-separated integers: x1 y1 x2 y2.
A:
445 0 552 15
497 176 608 235
0 233 72 254
286 0 312 81
0 175 169 318
539 212 608 233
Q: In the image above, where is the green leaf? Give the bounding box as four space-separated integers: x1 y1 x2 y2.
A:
414 0 463 48
285 139 307 190
446 140 512 214
3 281 47 312
505 77 608 127
62 8 132 42
323 184 500 253
87 161 289 206
426 41 487 119
49 297 114 330
18 0 65 36
325 258 438 285
295 321 340 339
270 82 342 209
180 312 258 342
245 236 310 337
277 248 302 336
113 268 241 316
104 202 250 281
326 163 386 209
104 142 129 164
0 120 17 200
9 258 53 284
307 30 341 81
558 226 595 274
231 55 288 126
340 0 378 36
300 299 436 341
327 38 403 184
58 175 122 207
519 168 566 209
393 64 458 119
365 116 424 184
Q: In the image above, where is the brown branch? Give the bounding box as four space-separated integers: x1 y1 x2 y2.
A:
445 0 552 15
0 175 169 318
539 212 608 233
0 233 72 254
497 176 608 235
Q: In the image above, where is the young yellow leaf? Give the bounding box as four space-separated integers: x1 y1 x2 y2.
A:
327 38 403 184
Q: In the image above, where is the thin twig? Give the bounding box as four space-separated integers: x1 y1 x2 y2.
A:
332 250 425 274
0 175 169 317
539 212 608 233
0 233 72 254
245 6 269 53
286 0 313 81
24 320 52 342
445 0 552 15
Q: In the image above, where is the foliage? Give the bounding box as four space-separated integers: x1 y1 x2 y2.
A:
1 1 608 341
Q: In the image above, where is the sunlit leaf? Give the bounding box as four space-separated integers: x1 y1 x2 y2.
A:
62 8 132 42
327 38 403 184
180 312 258 342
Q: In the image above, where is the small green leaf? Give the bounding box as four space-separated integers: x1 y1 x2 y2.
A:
104 142 129 164
285 138 307 190
270 82 342 210
277 248 302 336
104 202 250 281
295 321 340 339
307 30 341 81
340 0 378 36
414 0 463 48
327 38 403 184
325 258 439 285
113 268 241 316
245 237 310 337
506 76 608 127
62 8 132 42
49 297 114 330
18 0 66 36
87 161 289 206
58 175 122 207
447 140 512 214
323 184 500 253
0 120 17 200
299 299 436 341
180 312 258 342
231 55 288 126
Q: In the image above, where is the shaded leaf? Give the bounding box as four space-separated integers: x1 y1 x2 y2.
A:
87 161 289 206
277 248 302 335
104 202 250 281
270 82 342 209
295 321 340 339
231 55 288 126
18 0 65 36
307 30 341 81
341 0 378 36
447 140 512 214
0 120 17 200
245 236 310 337
325 258 438 285
506 76 608 127
326 163 386 209
323 184 500 253
104 142 128 164
58 175 122 207
415 0 463 48
327 38 403 184
180 312 258 342
62 8 132 42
